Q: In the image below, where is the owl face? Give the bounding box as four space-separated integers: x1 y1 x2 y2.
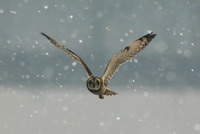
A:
86 77 102 91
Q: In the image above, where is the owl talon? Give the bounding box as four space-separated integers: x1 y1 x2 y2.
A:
99 95 104 99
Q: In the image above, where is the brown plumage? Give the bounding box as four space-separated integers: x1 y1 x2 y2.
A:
41 32 156 99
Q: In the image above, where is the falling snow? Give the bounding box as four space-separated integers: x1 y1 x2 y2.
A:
70 15 73 19
63 65 69 70
45 52 49 56
10 10 17 14
0 9 4 14
116 117 120 120
0 0 199 134
79 40 83 43
120 38 124 42
194 124 200 131
72 61 77 66
44 5 48 9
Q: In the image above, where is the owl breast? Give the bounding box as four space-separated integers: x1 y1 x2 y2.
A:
86 77 103 95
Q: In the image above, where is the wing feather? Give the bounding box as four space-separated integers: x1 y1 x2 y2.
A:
41 32 93 78
102 32 156 85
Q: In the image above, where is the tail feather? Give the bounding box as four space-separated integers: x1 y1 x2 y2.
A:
104 88 118 96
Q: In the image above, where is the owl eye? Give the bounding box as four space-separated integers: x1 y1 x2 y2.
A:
89 80 93 86
96 81 99 85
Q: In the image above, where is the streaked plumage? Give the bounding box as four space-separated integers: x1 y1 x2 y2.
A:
41 32 156 99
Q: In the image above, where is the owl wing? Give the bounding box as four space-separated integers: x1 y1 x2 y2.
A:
101 32 156 86
41 32 93 78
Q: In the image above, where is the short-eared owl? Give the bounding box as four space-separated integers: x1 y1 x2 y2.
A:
41 32 156 99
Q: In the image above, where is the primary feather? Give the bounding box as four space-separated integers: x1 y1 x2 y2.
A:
102 32 156 86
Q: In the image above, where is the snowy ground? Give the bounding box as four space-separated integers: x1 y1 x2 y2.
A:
0 87 200 134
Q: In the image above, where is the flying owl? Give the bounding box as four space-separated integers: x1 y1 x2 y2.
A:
41 32 156 99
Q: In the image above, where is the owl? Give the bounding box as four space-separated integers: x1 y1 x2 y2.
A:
41 32 156 99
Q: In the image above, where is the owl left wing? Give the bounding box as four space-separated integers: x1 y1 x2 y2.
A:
41 32 93 78
101 32 156 86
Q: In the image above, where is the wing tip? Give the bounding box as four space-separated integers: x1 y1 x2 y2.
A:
143 32 157 42
40 32 51 40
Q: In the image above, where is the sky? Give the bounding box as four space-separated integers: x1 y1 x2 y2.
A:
0 0 200 89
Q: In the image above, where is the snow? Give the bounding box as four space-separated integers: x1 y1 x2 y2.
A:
44 5 48 9
129 29 133 33
63 65 69 70
116 117 120 120
6 40 11 44
90 54 94 60
78 39 83 43
180 32 183 36
96 11 103 18
194 124 200 131
69 15 73 19
45 52 49 56
120 38 124 42
133 59 138 63
177 49 182 54
10 10 17 14
72 61 77 67
0 9 4 14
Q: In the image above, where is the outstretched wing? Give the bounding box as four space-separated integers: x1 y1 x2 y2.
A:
41 32 93 78
102 32 156 86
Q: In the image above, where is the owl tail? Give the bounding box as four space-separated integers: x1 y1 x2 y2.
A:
104 88 118 96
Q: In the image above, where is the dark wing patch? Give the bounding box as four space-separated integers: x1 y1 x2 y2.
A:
124 46 130 51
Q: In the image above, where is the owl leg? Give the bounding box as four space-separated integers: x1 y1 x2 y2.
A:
99 94 104 99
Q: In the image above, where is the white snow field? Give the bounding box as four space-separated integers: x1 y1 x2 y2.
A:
0 87 200 134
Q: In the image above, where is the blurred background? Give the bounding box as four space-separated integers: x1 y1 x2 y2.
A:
0 0 200 134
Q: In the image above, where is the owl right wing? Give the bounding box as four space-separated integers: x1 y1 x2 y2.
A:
41 32 93 78
102 32 156 86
